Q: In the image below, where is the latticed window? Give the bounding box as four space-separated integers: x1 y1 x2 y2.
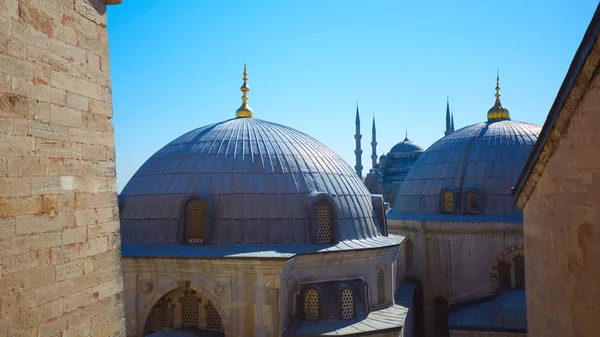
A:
377 269 386 305
341 288 355 320
205 301 223 332
467 191 481 214
433 296 449 336
406 239 415 271
187 199 205 243
159 298 174 329
498 260 511 292
180 290 199 328
315 200 333 243
514 254 525 289
304 288 320 320
443 190 454 213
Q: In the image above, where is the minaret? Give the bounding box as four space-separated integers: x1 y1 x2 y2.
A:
371 114 378 170
450 110 455 133
354 103 363 178
445 97 453 136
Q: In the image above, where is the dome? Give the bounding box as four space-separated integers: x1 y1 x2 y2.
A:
389 140 424 155
119 117 385 244
391 119 541 220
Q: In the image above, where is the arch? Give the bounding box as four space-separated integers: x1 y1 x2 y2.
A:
490 244 524 279
405 239 415 271
433 296 449 336
377 268 386 305
513 254 525 289
180 289 200 327
139 280 230 337
497 260 511 292
205 301 224 332
315 199 334 244
303 288 320 320
340 288 355 320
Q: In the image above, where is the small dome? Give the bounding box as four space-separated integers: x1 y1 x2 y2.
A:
392 119 541 218
120 118 384 245
389 140 424 154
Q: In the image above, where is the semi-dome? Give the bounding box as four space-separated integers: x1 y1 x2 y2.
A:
390 78 541 222
119 67 388 246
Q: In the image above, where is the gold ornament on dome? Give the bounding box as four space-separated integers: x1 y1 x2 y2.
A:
236 63 253 118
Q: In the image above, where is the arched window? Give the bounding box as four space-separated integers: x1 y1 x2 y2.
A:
443 190 454 213
180 290 199 328
467 191 481 214
498 260 511 292
315 200 333 243
433 296 449 336
514 254 525 289
377 269 386 305
304 288 320 320
159 298 174 329
406 239 415 271
186 199 206 244
205 301 223 332
341 288 355 320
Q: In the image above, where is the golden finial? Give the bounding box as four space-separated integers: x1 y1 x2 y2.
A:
487 69 510 122
236 63 253 118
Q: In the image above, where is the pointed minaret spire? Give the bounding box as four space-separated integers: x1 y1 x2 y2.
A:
404 129 409 141
451 110 455 132
371 113 377 170
354 102 363 178
445 97 453 136
236 64 253 118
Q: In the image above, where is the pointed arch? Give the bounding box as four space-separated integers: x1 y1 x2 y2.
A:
315 199 334 243
340 288 355 320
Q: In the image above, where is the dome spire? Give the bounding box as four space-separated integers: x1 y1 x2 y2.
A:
236 63 253 118
487 69 510 122
404 129 409 141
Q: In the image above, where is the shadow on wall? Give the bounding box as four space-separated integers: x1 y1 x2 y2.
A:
86 0 106 14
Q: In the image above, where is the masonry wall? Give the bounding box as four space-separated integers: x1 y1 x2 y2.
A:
0 0 124 336
522 70 600 337
450 331 526 337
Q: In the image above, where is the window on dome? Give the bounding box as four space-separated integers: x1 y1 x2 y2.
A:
514 254 525 289
498 260 511 292
377 269 386 305
406 239 415 271
443 190 454 213
186 199 206 244
433 296 449 336
341 288 355 320
180 290 199 328
304 288 320 320
315 200 333 243
467 190 481 214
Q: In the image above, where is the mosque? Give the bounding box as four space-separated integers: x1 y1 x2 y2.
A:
360 101 456 204
118 66 417 337
379 74 540 337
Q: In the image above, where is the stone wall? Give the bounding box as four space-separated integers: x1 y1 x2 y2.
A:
450 330 526 337
520 68 600 336
0 0 124 335
389 219 524 337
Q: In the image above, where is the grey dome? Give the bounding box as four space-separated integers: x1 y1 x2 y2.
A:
390 120 541 221
120 118 384 244
389 140 424 157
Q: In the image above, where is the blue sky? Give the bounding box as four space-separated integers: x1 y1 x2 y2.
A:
108 0 598 192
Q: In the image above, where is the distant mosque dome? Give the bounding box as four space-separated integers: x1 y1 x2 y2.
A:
390 74 542 221
119 65 389 247
388 137 424 158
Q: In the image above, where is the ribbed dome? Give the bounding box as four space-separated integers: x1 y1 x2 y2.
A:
391 120 541 219
389 140 424 155
120 118 384 244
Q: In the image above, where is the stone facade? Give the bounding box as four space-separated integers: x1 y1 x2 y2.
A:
450 331 526 337
389 220 525 337
0 0 124 336
515 25 600 337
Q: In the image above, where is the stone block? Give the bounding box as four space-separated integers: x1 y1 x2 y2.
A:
11 19 51 49
18 2 55 38
74 0 107 26
37 315 67 337
13 77 67 105
88 98 112 117
62 226 87 245
31 176 62 195
13 298 64 329
0 73 11 93
82 143 105 161
15 212 66 235
0 53 33 78
50 69 103 100
0 265 55 293
50 104 81 127
0 92 29 118
0 218 14 238
26 44 69 73
66 92 88 111
56 258 84 281
0 177 31 197
69 127 113 146
35 139 72 158
1 249 50 275
0 133 35 156
27 121 68 141
7 157 51 176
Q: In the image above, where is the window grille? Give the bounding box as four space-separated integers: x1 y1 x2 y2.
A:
467 191 481 214
498 260 511 291
406 239 415 271
433 296 449 336
341 288 354 320
205 301 223 332
315 201 333 243
377 269 386 305
514 254 525 289
443 190 453 212
187 200 205 243
180 290 199 327
304 288 320 320
159 298 174 329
